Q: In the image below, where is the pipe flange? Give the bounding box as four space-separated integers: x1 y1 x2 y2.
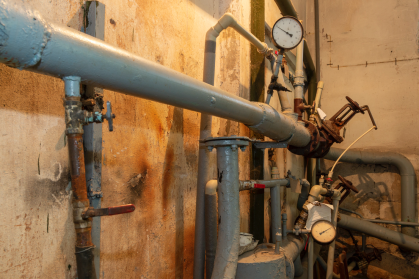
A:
288 120 320 156
202 136 250 151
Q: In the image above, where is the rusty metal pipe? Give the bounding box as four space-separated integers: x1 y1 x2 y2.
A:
64 75 96 279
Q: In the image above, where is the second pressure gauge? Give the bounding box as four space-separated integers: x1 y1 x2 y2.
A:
311 220 337 245
272 16 304 50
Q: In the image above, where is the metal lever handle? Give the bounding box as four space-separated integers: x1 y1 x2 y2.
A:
360 105 378 129
338 175 359 193
103 101 116 131
82 204 135 219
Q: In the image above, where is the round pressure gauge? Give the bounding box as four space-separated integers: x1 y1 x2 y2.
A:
272 16 304 50
311 220 337 244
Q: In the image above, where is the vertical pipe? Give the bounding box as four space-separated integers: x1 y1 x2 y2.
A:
282 213 288 239
308 235 314 279
205 180 218 279
194 30 216 279
271 167 282 248
211 144 241 279
314 0 320 82
83 3 106 277
294 41 305 120
326 193 341 279
250 0 266 244
271 186 282 247
64 76 96 279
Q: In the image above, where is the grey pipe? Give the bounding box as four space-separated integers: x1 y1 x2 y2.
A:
294 255 304 277
325 147 416 237
364 219 419 226
327 192 341 279
0 2 311 147
338 214 419 253
194 25 218 279
308 234 314 279
297 179 310 211
278 91 293 112
211 144 241 279
239 179 289 190
204 181 218 279
282 234 307 262
271 185 282 247
294 40 304 100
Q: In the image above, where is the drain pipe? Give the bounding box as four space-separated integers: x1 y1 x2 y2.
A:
204 137 250 279
325 147 416 237
64 76 96 279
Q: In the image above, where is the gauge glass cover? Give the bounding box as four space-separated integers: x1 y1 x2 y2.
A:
311 220 336 244
272 16 304 50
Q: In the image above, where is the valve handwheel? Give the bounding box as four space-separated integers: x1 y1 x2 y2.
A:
346 96 365 114
338 175 359 193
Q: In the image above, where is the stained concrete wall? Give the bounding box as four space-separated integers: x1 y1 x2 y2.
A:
315 1 419 278
0 0 256 278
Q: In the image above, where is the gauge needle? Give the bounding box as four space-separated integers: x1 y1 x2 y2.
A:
319 228 331 235
279 28 293 38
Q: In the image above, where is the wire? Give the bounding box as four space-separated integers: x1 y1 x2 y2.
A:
328 125 376 178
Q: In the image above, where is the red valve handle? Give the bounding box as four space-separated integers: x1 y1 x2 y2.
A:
82 204 136 218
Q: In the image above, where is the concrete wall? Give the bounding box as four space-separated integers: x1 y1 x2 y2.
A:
316 1 419 278
0 0 257 278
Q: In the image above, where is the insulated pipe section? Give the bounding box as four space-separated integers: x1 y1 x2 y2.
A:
325 147 416 237
205 180 218 279
338 214 419 253
314 81 324 111
0 2 311 146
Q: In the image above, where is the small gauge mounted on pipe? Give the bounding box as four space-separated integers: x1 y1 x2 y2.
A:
311 220 336 244
272 16 304 50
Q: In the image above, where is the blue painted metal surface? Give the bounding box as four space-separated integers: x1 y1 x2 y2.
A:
82 2 106 278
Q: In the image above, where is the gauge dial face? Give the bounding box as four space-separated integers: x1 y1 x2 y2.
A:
311 220 336 244
272 16 304 50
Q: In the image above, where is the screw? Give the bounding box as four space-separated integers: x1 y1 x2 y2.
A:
231 144 237 151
